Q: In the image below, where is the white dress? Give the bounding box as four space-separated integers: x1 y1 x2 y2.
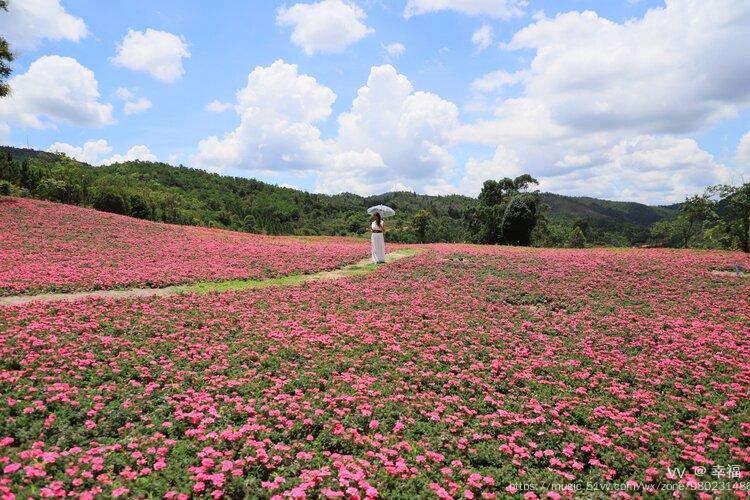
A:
371 220 386 263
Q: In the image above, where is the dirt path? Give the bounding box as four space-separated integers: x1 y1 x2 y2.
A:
0 250 417 307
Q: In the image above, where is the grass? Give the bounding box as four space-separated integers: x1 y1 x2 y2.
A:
180 248 419 294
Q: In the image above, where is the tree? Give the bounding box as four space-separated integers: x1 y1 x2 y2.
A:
412 209 430 243
0 151 15 180
18 160 33 189
512 174 539 192
0 0 13 97
37 178 69 202
567 226 587 248
128 192 152 219
678 194 716 247
468 175 540 245
710 183 750 253
501 194 540 246
572 218 590 239
242 214 256 232
92 187 130 215
465 204 504 244
477 179 511 207
649 218 681 247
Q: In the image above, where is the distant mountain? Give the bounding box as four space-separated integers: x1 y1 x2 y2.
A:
1 145 676 245
540 193 678 245
541 193 676 225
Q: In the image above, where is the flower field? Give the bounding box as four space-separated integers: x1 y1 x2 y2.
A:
1 244 749 498
0 198 369 295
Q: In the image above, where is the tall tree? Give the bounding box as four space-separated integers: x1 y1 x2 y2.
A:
0 0 13 97
501 194 540 246
710 183 750 253
678 194 716 248
512 174 539 192
412 209 430 243
567 226 587 248
468 175 540 245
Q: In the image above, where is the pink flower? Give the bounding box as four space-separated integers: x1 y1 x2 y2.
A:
3 463 21 474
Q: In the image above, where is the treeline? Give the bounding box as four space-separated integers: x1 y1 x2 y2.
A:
0 147 747 251
0 149 473 242
649 186 750 252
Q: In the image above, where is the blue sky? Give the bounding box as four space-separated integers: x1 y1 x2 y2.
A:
1 0 748 203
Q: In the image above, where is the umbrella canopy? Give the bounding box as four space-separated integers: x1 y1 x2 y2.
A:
367 205 396 218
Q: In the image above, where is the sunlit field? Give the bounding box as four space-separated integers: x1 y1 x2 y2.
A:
1 208 748 497
0 198 368 295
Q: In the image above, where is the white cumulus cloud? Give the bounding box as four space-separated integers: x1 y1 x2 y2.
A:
115 87 152 115
471 23 493 52
0 0 87 49
104 145 157 164
471 69 526 92
383 42 406 60
49 139 112 165
112 28 191 83
123 98 152 115
205 100 234 113
49 140 157 165
503 2 750 134
0 56 113 130
194 61 459 195
458 145 524 196
331 64 459 192
455 0 750 203
195 59 336 171
404 0 527 19
277 0 374 55
539 136 733 204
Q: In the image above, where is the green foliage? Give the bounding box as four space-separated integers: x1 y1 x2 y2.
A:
649 218 682 247
0 179 11 195
92 187 130 215
468 176 541 246
677 194 717 247
0 0 12 98
0 146 711 248
0 40 9 97
543 193 677 246
567 226 588 248
645 183 749 252
501 194 539 246
0 151 14 181
412 210 430 243
709 183 750 252
36 178 70 202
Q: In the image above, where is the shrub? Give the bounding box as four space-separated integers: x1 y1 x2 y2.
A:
36 177 69 202
567 226 587 248
92 188 130 215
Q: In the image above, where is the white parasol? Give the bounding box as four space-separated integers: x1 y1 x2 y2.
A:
367 205 396 218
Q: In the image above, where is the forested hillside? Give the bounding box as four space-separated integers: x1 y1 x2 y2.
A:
0 146 682 246
542 193 678 246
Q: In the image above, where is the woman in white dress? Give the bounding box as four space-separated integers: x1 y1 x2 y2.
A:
371 213 386 263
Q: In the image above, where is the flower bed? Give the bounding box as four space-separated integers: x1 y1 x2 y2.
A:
1 246 748 497
0 198 368 295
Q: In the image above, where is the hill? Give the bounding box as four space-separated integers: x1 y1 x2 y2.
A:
541 193 678 246
0 196 367 295
0 145 675 245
